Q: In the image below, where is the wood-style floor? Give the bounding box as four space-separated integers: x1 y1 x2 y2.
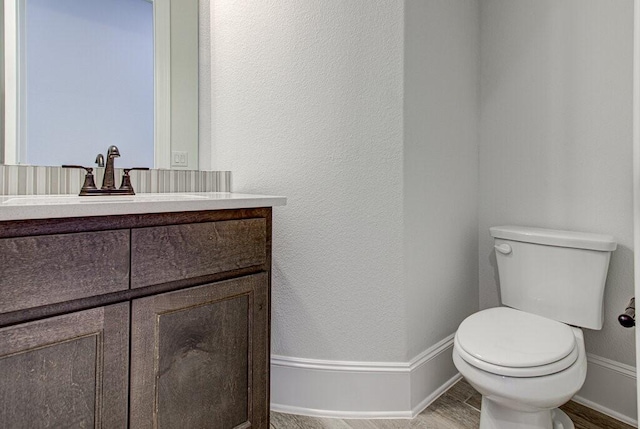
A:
270 379 635 429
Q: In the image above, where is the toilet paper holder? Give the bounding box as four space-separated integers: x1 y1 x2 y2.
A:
618 298 635 328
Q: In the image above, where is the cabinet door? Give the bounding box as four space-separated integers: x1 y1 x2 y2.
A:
0 303 129 428
130 273 270 429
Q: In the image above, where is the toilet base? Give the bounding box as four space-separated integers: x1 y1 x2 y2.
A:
551 409 574 429
480 397 575 429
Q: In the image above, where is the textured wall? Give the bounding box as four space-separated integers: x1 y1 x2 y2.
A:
479 0 635 365
210 1 407 361
209 0 482 365
404 0 479 360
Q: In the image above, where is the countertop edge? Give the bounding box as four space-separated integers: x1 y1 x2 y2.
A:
0 193 287 222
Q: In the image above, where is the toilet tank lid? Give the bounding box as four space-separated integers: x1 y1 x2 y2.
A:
490 226 617 251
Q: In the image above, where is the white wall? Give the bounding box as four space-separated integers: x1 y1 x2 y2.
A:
211 0 481 364
208 0 635 419
479 0 635 367
404 0 479 360
210 0 407 363
209 0 480 415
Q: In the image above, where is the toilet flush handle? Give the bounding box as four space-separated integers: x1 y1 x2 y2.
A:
494 243 512 255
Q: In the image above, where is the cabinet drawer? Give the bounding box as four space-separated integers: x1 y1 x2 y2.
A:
131 218 267 288
0 230 130 314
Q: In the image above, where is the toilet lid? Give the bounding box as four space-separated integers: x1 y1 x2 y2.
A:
456 307 577 369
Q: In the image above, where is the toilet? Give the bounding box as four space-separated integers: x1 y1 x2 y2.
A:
453 226 617 429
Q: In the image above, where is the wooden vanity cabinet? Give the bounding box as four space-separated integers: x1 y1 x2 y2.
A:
130 273 269 429
0 303 130 428
0 208 272 429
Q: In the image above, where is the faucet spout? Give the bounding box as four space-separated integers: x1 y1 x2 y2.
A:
101 145 121 190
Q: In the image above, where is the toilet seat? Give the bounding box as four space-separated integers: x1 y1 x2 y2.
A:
455 307 579 378
454 335 579 377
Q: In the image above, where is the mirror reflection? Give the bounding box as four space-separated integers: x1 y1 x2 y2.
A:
1 0 199 169
25 0 154 167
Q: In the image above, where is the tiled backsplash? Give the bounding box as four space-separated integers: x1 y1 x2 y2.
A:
0 165 231 196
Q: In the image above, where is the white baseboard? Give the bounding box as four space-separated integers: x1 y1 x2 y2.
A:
270 335 457 419
271 343 638 426
573 354 638 427
409 335 461 414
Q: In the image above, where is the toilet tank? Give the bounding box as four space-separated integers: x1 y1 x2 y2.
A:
490 226 617 330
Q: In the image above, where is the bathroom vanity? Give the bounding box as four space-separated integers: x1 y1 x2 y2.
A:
0 193 285 428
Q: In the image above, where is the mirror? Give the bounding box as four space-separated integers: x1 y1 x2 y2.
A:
0 0 199 169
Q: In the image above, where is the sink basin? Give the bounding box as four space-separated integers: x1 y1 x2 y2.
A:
2 193 210 205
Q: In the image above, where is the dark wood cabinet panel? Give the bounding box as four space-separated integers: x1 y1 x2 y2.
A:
0 230 130 313
157 296 248 427
0 208 272 429
0 303 129 428
131 218 267 289
130 273 270 429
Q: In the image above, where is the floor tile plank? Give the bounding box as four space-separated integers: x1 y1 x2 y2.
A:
348 418 416 429
271 379 632 429
418 393 481 429
271 412 353 429
341 419 381 429
442 378 476 404
464 390 482 412
560 401 635 429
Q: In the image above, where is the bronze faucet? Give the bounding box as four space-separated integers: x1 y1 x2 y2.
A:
62 146 149 196
101 145 121 190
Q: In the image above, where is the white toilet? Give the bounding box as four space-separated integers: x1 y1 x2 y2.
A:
453 226 617 429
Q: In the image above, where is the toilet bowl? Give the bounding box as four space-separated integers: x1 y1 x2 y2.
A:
453 307 587 429
453 226 616 429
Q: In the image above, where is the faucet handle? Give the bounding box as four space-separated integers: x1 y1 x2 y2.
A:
62 164 92 171
62 165 98 195
119 167 150 195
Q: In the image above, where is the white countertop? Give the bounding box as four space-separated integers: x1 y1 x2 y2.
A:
0 192 287 221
